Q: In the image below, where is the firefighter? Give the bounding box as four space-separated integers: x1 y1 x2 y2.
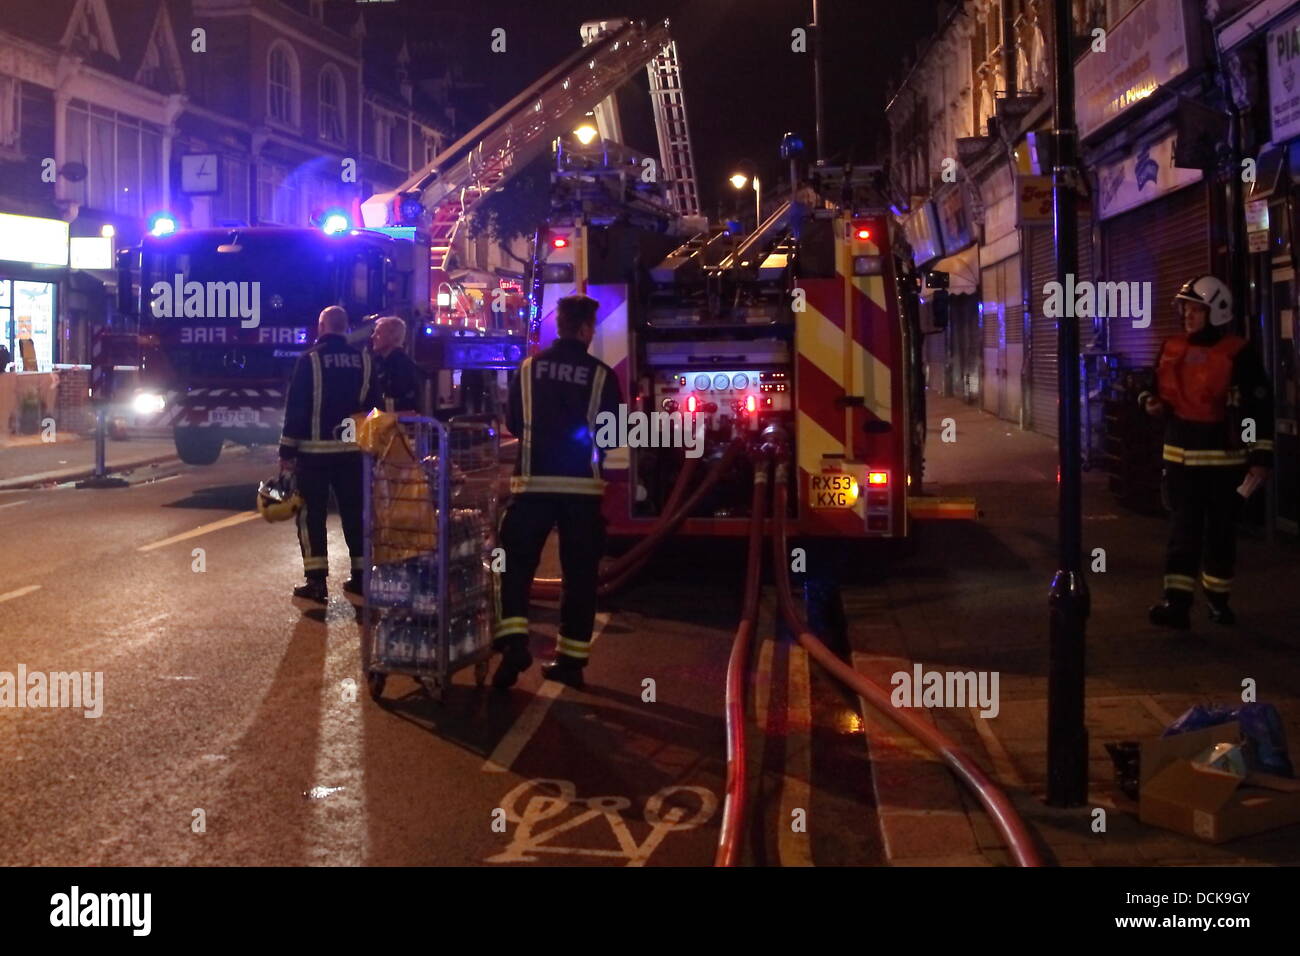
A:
1141 275 1274 629
492 294 622 691
370 315 423 413
279 305 376 603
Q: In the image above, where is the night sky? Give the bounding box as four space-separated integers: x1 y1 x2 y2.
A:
361 0 939 215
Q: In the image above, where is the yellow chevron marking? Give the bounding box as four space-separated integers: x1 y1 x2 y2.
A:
796 298 846 387
796 410 842 479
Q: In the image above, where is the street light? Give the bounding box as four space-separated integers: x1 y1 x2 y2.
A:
573 123 599 146
729 171 761 229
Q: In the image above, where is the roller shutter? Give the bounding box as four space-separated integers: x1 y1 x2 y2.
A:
1027 215 1093 439
1103 182 1210 368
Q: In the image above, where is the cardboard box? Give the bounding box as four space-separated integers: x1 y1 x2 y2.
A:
1139 721 1300 843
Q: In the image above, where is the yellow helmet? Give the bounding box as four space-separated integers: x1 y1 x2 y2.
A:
257 474 303 522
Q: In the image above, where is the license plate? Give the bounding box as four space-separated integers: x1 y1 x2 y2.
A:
810 473 857 509
207 409 259 426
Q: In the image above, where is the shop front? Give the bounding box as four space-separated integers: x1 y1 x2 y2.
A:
930 183 981 403
0 212 67 372
975 162 1023 425
1220 0 1300 535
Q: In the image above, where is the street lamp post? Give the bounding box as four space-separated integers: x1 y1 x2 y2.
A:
729 172 761 230
1047 0 1089 808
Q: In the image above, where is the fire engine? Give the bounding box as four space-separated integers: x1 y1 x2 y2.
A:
116 219 425 465
537 167 928 540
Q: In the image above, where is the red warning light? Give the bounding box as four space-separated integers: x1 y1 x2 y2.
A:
745 394 757 413
686 395 698 413
551 235 569 249
867 471 889 486
855 226 872 241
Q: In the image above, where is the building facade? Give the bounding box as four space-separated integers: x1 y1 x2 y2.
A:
889 0 1300 536
0 0 452 378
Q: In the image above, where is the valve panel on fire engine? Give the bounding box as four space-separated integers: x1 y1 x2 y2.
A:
652 368 791 425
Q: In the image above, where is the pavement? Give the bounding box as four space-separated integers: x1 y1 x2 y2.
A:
0 433 181 489
854 391 1300 866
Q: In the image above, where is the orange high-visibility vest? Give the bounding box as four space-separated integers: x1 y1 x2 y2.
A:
1156 334 1245 423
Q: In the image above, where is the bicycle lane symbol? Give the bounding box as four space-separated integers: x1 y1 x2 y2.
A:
485 778 717 866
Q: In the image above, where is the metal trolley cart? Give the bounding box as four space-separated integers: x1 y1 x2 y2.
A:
359 413 500 702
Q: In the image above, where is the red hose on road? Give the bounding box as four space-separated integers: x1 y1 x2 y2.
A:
714 457 769 868
767 462 1045 868
531 440 742 600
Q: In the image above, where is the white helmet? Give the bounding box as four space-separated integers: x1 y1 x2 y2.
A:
1174 275 1233 327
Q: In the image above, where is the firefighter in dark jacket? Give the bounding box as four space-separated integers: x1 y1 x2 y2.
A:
279 305 376 603
370 315 423 413
492 294 622 690
1141 275 1274 629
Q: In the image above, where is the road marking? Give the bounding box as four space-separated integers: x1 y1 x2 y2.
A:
482 612 609 774
485 778 715 865
778 644 814 868
304 636 370 866
968 707 1025 788
0 585 41 604
137 511 260 552
0 499 29 510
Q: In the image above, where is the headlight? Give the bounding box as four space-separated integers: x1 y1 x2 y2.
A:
132 392 166 415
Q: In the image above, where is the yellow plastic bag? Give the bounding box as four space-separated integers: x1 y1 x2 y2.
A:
360 410 437 564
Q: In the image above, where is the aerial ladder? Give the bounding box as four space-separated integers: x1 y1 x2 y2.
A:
361 18 701 333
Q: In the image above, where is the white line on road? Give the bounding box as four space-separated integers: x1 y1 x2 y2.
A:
0 499 29 510
0 584 41 604
482 612 609 774
137 511 261 552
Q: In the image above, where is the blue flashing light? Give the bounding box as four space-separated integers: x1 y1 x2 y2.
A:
321 209 351 235
423 325 434 336
148 212 178 237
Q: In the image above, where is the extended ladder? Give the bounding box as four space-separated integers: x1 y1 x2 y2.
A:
646 40 701 218
362 19 672 279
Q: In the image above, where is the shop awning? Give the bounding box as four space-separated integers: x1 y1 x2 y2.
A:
927 242 979 295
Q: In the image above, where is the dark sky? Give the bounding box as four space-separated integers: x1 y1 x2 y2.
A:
360 0 939 214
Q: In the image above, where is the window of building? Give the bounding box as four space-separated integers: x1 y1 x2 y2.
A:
64 101 163 217
318 66 345 144
212 156 250 224
0 77 19 149
258 160 301 225
372 109 397 164
268 42 299 126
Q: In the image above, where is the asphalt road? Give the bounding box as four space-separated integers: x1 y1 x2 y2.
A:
0 446 876 867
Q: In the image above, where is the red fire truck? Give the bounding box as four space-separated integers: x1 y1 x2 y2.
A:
534 167 930 540
116 222 424 464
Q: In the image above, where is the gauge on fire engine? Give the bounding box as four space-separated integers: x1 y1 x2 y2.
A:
731 373 748 389
693 374 711 390
713 373 730 390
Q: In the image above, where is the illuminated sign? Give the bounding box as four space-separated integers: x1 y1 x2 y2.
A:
0 213 69 267
70 236 113 270
1269 11 1300 142
1074 0 1197 139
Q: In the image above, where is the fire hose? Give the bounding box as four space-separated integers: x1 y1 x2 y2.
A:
764 443 1044 868
530 440 742 600
714 450 770 867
